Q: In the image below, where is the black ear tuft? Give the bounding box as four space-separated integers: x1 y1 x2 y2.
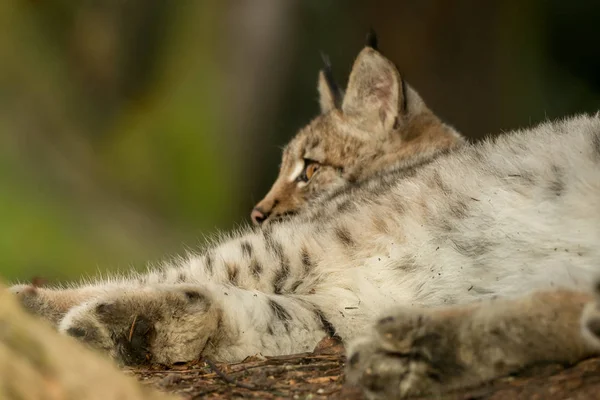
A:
318 51 343 111
366 28 378 50
320 51 332 69
320 52 341 98
401 76 408 114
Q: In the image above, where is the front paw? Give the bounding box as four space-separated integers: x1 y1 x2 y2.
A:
346 308 463 399
58 285 222 366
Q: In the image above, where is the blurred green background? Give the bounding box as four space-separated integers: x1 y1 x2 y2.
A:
1 0 599 282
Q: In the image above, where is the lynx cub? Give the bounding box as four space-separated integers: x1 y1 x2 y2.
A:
11 39 600 399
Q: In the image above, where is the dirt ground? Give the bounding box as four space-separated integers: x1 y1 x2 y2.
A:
129 337 600 400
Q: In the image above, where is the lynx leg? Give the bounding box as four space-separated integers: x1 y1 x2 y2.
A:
58 283 331 366
346 290 598 399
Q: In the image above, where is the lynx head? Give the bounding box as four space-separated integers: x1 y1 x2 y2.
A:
251 38 464 225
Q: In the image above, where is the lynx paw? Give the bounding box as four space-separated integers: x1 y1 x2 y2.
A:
346 308 464 399
58 285 222 366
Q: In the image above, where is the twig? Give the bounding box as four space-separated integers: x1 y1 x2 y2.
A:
240 361 341 374
189 386 223 398
128 314 138 342
203 357 269 391
126 368 211 375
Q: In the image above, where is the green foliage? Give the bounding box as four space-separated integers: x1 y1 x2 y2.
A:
0 1 236 282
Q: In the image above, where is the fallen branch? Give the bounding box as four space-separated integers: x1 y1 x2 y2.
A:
204 357 269 391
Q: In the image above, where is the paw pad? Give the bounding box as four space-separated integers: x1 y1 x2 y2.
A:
378 316 395 325
348 351 360 367
586 317 600 339
95 302 116 317
66 327 87 338
184 290 205 302
115 315 155 366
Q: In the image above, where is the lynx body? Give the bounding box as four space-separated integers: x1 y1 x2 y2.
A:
12 42 600 399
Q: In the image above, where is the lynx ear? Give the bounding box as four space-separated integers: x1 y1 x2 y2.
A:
317 54 343 114
342 47 402 133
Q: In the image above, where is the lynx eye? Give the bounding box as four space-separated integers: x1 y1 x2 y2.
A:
296 159 320 183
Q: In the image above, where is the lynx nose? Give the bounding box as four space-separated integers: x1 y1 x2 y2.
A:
251 208 270 225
